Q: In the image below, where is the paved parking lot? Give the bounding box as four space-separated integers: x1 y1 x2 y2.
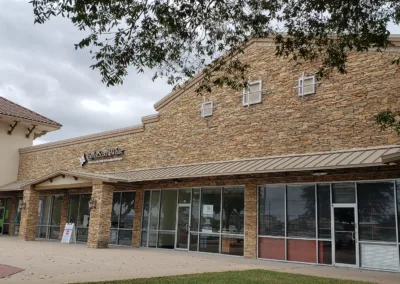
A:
0 236 399 284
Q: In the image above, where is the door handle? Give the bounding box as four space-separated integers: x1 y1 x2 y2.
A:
185 224 190 232
351 232 355 241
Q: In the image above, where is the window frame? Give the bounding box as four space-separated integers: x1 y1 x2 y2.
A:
298 75 316 96
201 101 213 117
243 80 262 106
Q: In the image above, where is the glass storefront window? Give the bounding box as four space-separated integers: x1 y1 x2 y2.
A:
258 185 285 236
332 183 355 203
221 235 244 256
50 195 63 226
159 190 177 231
149 191 160 230
78 194 91 228
36 195 63 239
199 234 219 253
358 182 396 242
200 188 221 233
317 184 331 238
178 189 191 204
13 197 23 236
157 232 175 249
191 189 200 232
68 193 91 243
109 191 136 246
287 184 316 238
141 187 244 256
37 196 52 225
120 192 135 229
222 187 244 234
142 191 150 230
111 194 121 228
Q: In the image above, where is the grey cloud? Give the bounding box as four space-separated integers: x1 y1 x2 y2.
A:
0 0 170 145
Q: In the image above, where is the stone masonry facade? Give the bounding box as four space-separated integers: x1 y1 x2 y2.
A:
1 38 399 257
17 41 400 181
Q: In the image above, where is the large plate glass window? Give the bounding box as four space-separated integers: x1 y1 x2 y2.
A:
36 195 63 239
140 187 244 256
68 193 91 242
14 197 23 235
0 197 13 235
109 191 136 246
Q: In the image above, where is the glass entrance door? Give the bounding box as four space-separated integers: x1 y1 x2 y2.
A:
0 207 4 234
333 206 358 266
175 205 190 250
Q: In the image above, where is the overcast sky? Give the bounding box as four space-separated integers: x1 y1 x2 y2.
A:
1 0 400 145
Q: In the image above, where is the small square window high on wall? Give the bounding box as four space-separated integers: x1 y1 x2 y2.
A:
297 73 316 96
200 101 213 117
243 80 262 106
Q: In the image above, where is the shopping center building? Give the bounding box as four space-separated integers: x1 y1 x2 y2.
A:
1 37 400 272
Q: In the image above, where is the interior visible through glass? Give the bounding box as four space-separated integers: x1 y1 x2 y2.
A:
334 207 356 265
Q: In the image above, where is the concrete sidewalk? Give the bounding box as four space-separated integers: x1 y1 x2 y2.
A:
0 236 398 284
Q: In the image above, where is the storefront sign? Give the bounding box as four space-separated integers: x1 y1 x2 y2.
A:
61 223 76 244
79 147 124 166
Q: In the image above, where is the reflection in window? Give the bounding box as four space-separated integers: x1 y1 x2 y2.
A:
258 185 285 236
178 189 191 204
317 184 331 238
287 184 316 238
149 191 160 230
111 194 121 228
222 187 244 234
109 191 136 246
159 190 177 230
221 235 244 256
78 194 91 228
199 234 219 253
200 188 221 233
332 183 355 203
358 182 396 242
142 191 150 230
191 189 200 232
67 193 91 243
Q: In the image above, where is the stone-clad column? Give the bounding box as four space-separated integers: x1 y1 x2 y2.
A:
19 186 39 241
58 193 69 240
132 190 143 247
87 182 114 248
244 183 257 258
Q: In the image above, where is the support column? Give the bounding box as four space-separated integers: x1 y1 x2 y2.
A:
244 183 257 258
132 190 143 247
8 196 17 236
18 187 39 241
87 182 114 248
58 193 69 240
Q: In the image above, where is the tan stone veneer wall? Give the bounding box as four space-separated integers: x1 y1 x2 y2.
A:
87 183 114 248
18 187 39 241
18 43 400 181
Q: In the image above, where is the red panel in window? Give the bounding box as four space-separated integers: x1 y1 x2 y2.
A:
258 237 285 260
287 239 316 263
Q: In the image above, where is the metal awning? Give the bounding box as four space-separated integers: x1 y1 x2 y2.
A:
111 145 400 182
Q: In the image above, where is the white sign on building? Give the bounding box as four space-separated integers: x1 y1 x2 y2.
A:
61 223 76 244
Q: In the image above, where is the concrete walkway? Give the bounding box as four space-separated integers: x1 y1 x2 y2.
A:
0 236 399 284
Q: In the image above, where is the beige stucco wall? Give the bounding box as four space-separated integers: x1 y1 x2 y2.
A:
0 120 34 186
17 42 400 181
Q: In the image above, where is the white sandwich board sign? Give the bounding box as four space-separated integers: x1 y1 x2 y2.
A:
61 223 76 244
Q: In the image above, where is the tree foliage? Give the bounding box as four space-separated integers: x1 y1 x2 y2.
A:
31 1 400 134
